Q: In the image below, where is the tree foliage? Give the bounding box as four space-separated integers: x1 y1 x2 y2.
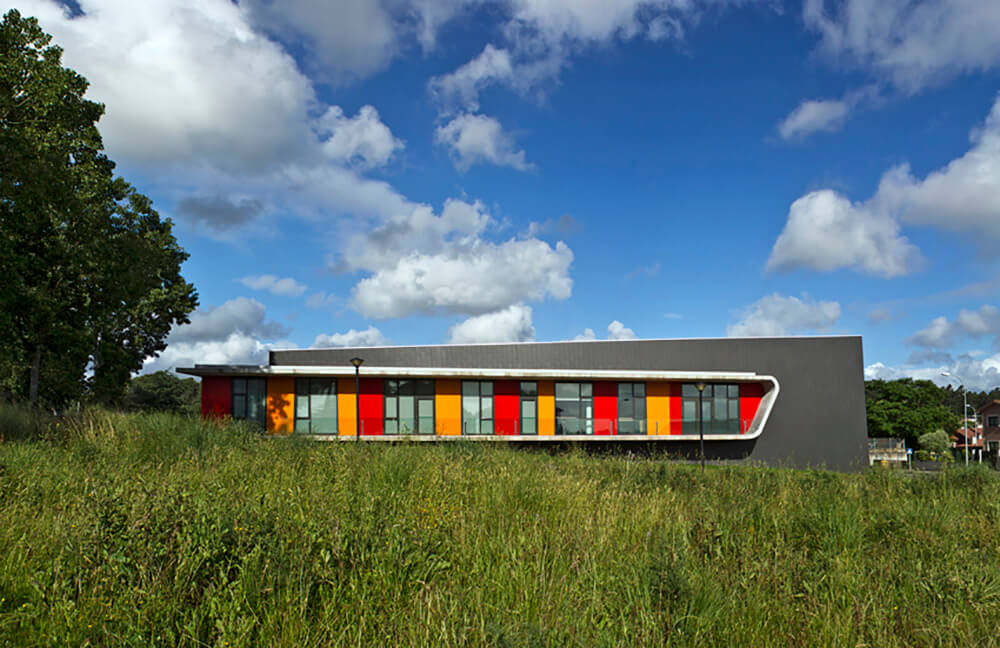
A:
865 379 957 446
0 10 197 405
123 371 200 416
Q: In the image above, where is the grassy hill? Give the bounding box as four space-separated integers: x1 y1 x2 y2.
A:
1 406 999 646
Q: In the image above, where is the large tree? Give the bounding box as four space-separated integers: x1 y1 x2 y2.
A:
865 378 957 445
0 9 197 405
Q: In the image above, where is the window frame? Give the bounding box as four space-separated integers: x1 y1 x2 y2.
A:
617 382 646 435
520 381 538 436
294 377 338 434
384 379 435 435
231 377 266 428
555 381 593 435
462 381 494 435
681 383 740 435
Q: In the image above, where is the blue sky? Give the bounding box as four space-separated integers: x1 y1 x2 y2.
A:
9 0 1000 389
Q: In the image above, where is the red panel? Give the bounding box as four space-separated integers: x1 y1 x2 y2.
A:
359 377 384 435
669 382 683 435
494 380 519 435
201 376 231 418
593 381 617 435
740 383 764 435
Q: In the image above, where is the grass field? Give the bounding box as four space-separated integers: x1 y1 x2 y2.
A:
2 406 1000 647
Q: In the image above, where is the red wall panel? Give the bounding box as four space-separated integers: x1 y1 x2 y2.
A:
670 382 683 435
593 381 617 435
740 383 764 435
201 376 231 418
494 380 519 435
359 377 384 435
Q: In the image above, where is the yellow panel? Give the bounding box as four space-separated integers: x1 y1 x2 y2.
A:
337 377 356 436
646 381 671 436
435 379 462 435
538 380 555 436
266 377 295 435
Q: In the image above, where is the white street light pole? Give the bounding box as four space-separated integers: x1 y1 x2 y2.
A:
942 372 968 467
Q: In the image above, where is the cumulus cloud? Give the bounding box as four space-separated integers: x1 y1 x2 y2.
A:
447 304 535 344
143 298 293 372
804 0 1000 92
353 238 574 318
906 305 1000 349
574 320 638 341
607 320 638 340
777 98 850 140
769 93 1000 275
13 0 319 173
435 113 532 171
237 275 308 297
865 353 1000 392
168 297 289 344
311 326 389 348
316 105 404 169
727 294 841 337
767 190 922 277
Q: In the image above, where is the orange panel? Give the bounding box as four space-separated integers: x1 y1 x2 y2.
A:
266 377 294 435
436 379 462 435
538 380 555 436
646 381 671 436
337 377 356 436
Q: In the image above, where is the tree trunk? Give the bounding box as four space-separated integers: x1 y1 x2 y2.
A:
29 346 40 404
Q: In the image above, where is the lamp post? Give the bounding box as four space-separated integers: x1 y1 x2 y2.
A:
966 404 979 463
942 372 968 467
696 382 706 472
351 357 364 442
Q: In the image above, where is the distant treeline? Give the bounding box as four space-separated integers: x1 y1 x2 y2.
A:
865 378 999 445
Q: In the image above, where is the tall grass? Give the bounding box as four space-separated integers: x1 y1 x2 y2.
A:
1 405 999 646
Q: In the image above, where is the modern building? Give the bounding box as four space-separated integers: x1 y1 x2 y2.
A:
178 336 869 471
979 401 1000 455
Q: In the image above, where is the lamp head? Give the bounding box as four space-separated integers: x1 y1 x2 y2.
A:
350 357 364 368
695 382 706 392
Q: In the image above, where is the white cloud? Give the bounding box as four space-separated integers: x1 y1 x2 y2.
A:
13 0 319 173
241 0 399 83
317 105 404 169
311 326 389 348
435 113 532 171
607 320 637 340
865 353 1000 392
143 297 293 372
727 294 841 337
167 297 289 344
447 304 535 343
803 0 1000 92
429 44 518 113
238 275 308 297
769 93 1000 275
352 238 574 318
906 305 1000 349
574 320 637 341
767 190 922 277
777 98 850 140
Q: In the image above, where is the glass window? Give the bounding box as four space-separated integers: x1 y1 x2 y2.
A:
988 416 999 427
462 381 493 435
618 382 646 435
293 378 337 434
680 383 740 435
555 382 593 435
232 377 265 427
520 381 537 435
383 378 431 435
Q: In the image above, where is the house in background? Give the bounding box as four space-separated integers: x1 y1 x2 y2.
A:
980 401 1000 455
953 425 984 461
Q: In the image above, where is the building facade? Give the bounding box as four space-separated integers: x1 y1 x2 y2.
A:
980 401 1000 455
179 336 869 471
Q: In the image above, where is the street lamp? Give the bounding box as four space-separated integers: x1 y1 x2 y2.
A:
696 382 707 472
942 372 968 467
351 357 364 441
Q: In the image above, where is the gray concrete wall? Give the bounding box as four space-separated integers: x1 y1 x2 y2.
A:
270 337 869 471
